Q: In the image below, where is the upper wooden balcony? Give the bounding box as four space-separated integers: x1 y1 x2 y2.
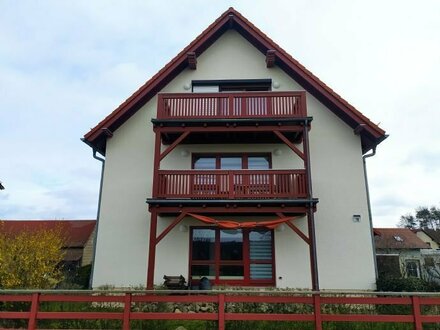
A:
157 91 307 120
155 169 307 200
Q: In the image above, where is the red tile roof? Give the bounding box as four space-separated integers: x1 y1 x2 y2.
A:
0 220 96 248
374 228 430 249
83 7 386 155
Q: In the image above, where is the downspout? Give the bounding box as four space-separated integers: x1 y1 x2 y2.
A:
363 147 378 281
88 148 105 289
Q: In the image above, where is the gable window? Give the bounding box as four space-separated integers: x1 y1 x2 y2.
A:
190 227 274 286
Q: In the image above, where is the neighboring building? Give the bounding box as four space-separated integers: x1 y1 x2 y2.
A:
0 220 96 268
83 8 386 290
374 228 430 279
415 229 440 250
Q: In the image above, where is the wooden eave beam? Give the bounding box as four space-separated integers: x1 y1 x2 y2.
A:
187 52 197 70
266 49 276 68
101 128 113 138
156 126 303 133
274 131 305 160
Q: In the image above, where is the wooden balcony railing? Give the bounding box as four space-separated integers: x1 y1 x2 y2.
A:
156 170 307 199
157 92 307 119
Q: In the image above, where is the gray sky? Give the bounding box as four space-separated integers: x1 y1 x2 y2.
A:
1 0 439 227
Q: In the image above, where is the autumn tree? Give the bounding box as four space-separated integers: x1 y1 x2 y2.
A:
0 223 65 289
399 206 440 230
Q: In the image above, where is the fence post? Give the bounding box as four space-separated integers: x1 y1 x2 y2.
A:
218 293 225 330
411 295 422 330
313 293 322 330
122 293 132 330
27 293 39 330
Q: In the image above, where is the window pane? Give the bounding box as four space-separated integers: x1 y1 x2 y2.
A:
250 230 272 260
220 229 243 260
250 264 272 280
191 265 215 280
194 157 216 170
220 157 242 170
219 265 244 279
192 229 215 260
248 156 270 170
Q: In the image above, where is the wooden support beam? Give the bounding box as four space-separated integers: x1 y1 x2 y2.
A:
187 52 197 70
266 49 276 68
274 131 305 160
156 212 187 244
159 131 190 161
276 212 310 245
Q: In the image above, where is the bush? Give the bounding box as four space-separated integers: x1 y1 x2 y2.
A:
376 276 440 292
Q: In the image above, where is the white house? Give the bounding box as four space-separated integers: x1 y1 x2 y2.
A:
83 8 386 290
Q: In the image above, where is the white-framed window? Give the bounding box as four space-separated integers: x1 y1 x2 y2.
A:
405 260 421 278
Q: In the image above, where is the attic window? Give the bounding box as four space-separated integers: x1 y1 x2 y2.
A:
192 79 272 92
393 235 404 242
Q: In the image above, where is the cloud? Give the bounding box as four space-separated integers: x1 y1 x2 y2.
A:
0 0 439 227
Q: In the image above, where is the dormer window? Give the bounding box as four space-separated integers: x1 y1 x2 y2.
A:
394 235 404 242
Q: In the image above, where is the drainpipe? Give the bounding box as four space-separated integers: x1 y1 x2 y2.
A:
363 147 378 281
88 148 105 289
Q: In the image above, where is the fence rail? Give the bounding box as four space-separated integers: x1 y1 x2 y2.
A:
156 169 307 199
1 290 440 330
157 91 307 119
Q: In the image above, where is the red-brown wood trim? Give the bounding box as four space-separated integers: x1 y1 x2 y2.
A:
146 210 158 289
266 49 276 68
277 212 310 245
156 212 187 244
151 206 310 215
187 52 197 70
156 126 304 134
159 131 190 161
273 131 305 160
152 130 162 198
192 153 272 169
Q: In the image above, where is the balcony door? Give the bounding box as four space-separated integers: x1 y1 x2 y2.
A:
190 227 275 286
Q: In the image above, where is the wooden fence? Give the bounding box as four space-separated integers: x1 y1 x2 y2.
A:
1 290 440 330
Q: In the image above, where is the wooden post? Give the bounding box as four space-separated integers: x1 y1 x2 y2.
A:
218 293 225 330
122 293 132 330
303 122 319 291
147 210 158 289
412 295 422 330
313 293 322 330
27 293 39 330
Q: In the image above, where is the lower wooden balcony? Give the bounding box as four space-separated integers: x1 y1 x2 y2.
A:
155 170 307 200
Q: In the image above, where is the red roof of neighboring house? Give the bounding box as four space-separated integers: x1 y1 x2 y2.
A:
374 228 430 249
0 220 96 248
83 7 386 155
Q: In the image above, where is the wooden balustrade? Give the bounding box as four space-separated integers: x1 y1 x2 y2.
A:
157 92 307 119
1 290 439 330
156 170 307 199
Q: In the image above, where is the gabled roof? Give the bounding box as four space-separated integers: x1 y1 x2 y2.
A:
0 220 96 248
83 7 386 155
416 229 440 244
374 228 430 250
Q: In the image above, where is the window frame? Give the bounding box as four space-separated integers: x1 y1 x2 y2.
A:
192 153 272 170
405 260 421 278
188 226 276 286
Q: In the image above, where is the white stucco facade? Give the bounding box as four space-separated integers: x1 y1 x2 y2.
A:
91 30 376 290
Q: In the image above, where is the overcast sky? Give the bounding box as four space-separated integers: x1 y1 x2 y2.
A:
1 0 439 227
